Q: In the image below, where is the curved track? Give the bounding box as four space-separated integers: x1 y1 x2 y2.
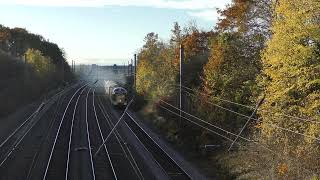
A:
0 80 196 180
43 85 87 180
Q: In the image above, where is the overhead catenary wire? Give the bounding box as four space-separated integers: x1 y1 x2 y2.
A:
96 98 144 180
177 84 320 125
159 101 279 154
158 105 235 143
92 88 118 180
94 98 134 157
159 104 276 154
176 85 320 141
159 100 281 154
161 96 320 143
160 100 254 142
228 97 265 151
159 83 320 141
264 122 320 141
177 84 256 109
180 88 259 120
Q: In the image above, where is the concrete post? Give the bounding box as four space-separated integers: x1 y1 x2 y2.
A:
179 44 184 126
134 54 137 92
131 59 133 76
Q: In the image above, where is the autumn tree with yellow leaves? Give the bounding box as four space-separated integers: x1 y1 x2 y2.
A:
134 0 320 178
256 0 320 178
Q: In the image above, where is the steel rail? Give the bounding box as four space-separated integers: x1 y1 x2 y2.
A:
92 89 118 180
0 84 78 168
121 112 167 179
42 84 87 180
0 111 37 149
0 111 40 167
85 88 96 180
65 87 87 180
26 93 65 180
97 98 144 180
0 83 78 150
125 112 193 180
98 80 144 179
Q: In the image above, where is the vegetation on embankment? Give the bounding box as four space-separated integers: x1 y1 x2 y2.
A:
0 25 73 118
132 0 320 179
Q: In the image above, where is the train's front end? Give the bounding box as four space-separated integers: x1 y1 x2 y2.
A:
111 87 128 107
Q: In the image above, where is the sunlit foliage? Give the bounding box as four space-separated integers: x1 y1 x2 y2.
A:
256 0 320 177
0 25 73 118
136 32 177 100
134 0 320 178
25 49 52 78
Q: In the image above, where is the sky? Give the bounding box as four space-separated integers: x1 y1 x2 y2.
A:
0 0 231 65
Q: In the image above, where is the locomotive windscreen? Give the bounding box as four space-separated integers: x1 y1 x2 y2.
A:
112 87 127 95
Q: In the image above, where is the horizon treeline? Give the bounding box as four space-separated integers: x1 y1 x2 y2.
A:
0 25 73 117
135 0 320 178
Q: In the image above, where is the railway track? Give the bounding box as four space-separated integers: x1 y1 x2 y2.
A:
89 88 117 180
96 80 193 180
123 112 192 180
41 84 144 180
0 85 73 168
0 110 39 167
0 83 79 155
25 91 67 180
0 80 196 180
95 93 143 180
0 83 80 179
43 85 87 180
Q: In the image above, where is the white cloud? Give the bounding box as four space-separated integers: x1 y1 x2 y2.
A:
188 9 219 21
0 0 230 10
0 0 231 21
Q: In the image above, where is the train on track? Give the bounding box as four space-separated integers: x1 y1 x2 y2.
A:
104 80 128 107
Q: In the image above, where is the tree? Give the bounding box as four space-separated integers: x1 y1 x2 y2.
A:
143 32 160 50
25 48 52 78
217 0 272 38
198 0 267 132
136 32 176 99
170 22 182 48
260 0 320 143
0 26 11 51
200 33 260 133
217 0 252 33
0 25 73 119
256 0 320 177
0 24 72 81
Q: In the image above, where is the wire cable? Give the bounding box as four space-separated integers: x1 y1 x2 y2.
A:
158 105 236 143
176 84 320 125
264 122 320 141
162 99 320 143
160 100 277 153
160 100 254 142
177 84 255 109
159 104 276 154
181 89 259 120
